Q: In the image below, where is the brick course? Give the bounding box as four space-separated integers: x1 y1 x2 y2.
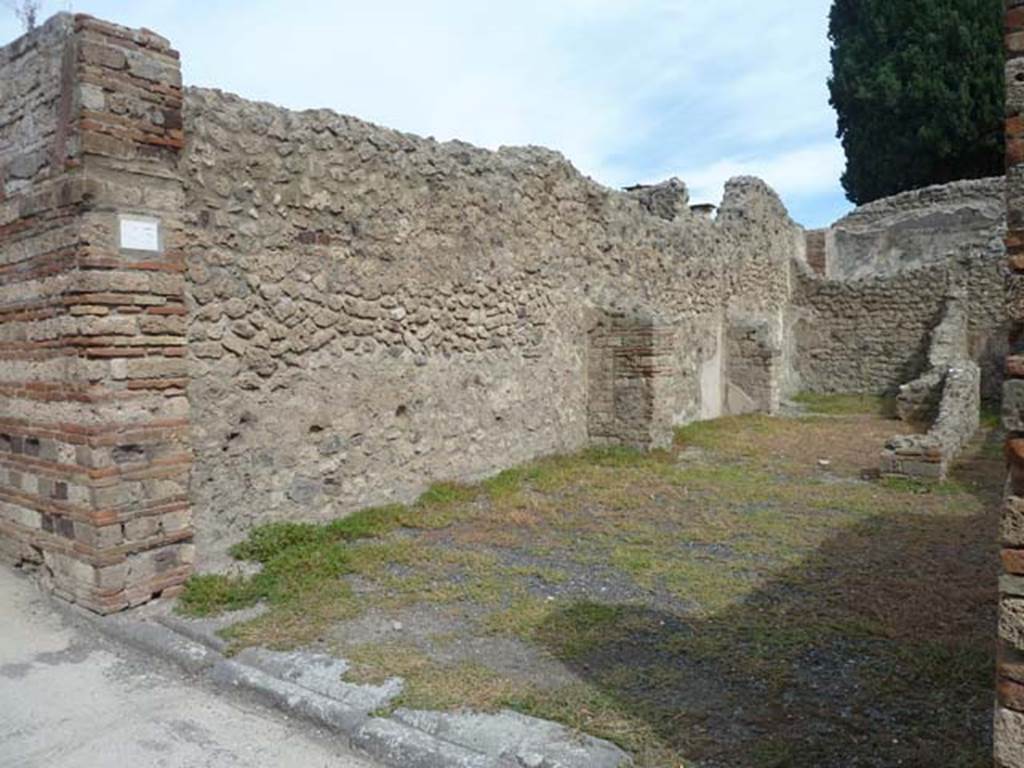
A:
999 1 1024 764
0 14 192 614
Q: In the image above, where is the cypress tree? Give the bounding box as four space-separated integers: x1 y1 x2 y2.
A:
828 0 1004 204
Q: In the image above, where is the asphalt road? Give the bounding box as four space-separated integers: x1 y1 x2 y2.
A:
0 567 379 768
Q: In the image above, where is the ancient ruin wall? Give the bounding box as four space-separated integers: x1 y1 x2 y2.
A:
0 15 193 613
825 176 1005 280
790 230 1007 399
180 88 801 557
880 298 980 481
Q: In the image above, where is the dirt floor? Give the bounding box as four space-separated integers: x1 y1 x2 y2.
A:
183 395 1002 768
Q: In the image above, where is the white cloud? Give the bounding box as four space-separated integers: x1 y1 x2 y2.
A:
1 0 844 223
682 142 846 206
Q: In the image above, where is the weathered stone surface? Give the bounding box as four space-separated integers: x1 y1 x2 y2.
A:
997 707 1024 767
1008 379 1024 433
180 86 801 559
392 708 633 768
1004 598 1024 652
825 177 1005 280
879 298 981 481
1006 495 1024 548
234 648 402 712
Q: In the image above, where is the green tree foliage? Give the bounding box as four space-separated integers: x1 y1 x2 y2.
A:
828 0 1004 204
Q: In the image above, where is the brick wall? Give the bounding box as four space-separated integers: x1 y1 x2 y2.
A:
0 15 192 613
587 314 678 451
804 229 827 276
999 1 1024 763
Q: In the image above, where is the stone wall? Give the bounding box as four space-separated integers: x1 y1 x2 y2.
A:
5 9 1012 624
724 313 784 415
0 15 193 613
791 172 1008 401
824 176 1005 280
879 297 980 481
998 2 1024 763
179 88 801 559
790 246 1007 399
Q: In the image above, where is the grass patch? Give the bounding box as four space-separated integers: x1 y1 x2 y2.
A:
877 476 967 495
792 391 896 417
181 404 1002 766
981 403 1002 430
415 482 476 507
179 506 411 643
177 572 266 616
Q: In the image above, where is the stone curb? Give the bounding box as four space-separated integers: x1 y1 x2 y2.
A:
74 606 632 768
208 656 371 735
89 611 219 676
352 717 514 768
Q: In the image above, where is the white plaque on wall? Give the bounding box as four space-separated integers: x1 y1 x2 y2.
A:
119 215 162 253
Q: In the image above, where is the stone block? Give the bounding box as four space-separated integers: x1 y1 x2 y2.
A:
1002 597 1024 650
997 707 1024 767
1009 380 1024 433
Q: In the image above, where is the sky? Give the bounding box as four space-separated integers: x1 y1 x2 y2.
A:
1 0 853 227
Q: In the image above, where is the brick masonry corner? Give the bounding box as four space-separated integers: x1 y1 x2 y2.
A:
0 14 193 613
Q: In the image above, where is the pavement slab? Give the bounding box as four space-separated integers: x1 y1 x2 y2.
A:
0 568 381 768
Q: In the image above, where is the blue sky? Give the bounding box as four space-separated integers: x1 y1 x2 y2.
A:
2 1 852 227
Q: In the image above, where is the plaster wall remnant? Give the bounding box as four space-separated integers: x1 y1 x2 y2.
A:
724 313 784 416
823 176 1006 280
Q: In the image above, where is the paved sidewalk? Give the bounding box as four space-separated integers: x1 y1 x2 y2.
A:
0 568 380 768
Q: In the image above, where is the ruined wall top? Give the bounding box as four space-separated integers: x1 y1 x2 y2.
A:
823 175 1005 279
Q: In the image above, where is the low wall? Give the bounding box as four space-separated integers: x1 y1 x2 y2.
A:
790 222 1007 400
880 366 981 480
880 297 981 481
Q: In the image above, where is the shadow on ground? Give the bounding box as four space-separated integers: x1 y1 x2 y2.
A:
536 431 1001 768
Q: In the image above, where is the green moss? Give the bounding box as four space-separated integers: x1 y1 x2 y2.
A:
481 466 544 499
229 522 324 563
326 504 408 540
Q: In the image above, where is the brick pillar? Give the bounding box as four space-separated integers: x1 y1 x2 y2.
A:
999 2 1024 763
587 313 677 451
804 229 827 276
0 14 192 614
